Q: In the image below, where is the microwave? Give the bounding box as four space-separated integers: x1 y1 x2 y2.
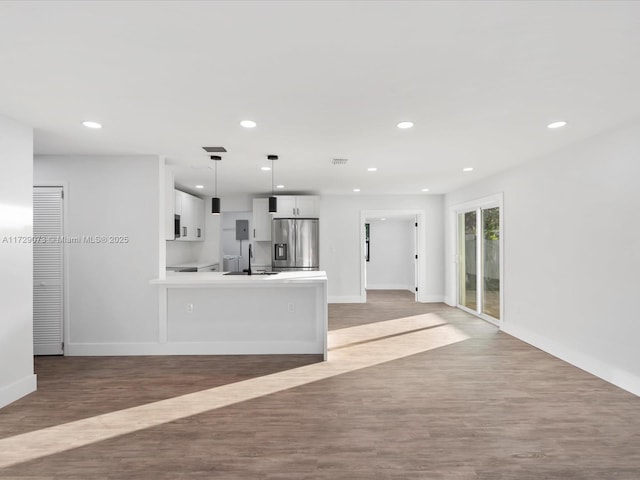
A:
174 214 181 239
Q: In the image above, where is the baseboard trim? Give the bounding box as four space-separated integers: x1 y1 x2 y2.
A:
328 296 365 304
0 374 37 409
443 296 456 307
366 284 413 291
65 341 324 356
501 323 640 397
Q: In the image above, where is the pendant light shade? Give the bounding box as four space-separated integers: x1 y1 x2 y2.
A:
211 196 220 215
211 155 222 215
268 196 277 213
268 154 278 214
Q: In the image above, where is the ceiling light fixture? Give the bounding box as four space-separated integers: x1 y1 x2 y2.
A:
381 218 386 221
367 167 377 172
210 156 222 215
547 120 567 129
261 166 271 171
268 155 278 214
397 121 414 129
353 188 361 192
421 188 429 192
240 120 257 128
195 185 204 189
463 167 474 172
82 121 102 129
276 184 285 189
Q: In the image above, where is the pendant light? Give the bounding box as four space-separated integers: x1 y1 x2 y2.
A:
268 154 278 214
211 155 222 215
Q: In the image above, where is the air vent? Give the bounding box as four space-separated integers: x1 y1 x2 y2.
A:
331 158 348 165
202 146 227 153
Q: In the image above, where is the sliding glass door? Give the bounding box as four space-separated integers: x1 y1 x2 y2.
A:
482 207 500 319
458 211 477 311
457 204 501 322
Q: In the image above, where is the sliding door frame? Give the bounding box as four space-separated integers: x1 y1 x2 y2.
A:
452 193 504 326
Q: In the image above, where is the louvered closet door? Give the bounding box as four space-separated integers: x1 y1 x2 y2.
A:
33 186 64 355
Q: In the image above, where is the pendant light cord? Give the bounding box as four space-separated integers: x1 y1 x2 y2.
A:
215 160 218 197
271 159 274 195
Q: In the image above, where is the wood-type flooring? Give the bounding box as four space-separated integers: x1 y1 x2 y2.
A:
0 290 639 479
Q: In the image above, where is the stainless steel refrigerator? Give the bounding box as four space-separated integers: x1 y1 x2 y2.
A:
272 218 319 271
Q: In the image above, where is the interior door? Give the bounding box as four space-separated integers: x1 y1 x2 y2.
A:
33 186 64 355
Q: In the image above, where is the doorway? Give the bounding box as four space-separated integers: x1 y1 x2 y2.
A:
360 210 424 303
454 195 502 324
33 186 65 355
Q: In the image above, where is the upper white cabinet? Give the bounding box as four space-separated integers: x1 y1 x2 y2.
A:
165 167 176 240
252 198 272 241
195 198 204 240
274 195 319 218
174 190 205 242
295 196 320 217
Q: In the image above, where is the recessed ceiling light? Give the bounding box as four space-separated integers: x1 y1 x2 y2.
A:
240 120 257 128
463 167 474 172
353 188 361 192
421 188 429 192
276 184 285 189
547 120 567 129
82 121 102 129
195 185 204 189
381 218 386 221
397 121 414 129
261 166 271 171
367 167 377 172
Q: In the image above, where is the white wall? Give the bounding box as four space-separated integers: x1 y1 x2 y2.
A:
444 120 640 396
221 211 252 272
34 155 160 351
0 114 36 408
366 218 415 290
166 240 199 266
320 195 443 303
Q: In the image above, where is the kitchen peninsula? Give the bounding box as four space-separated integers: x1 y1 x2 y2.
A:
151 271 327 359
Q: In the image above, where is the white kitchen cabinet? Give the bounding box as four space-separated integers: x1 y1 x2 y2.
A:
175 189 205 241
165 167 175 240
174 190 182 216
295 196 320 217
275 196 297 217
252 198 272 241
195 197 204 240
274 195 319 218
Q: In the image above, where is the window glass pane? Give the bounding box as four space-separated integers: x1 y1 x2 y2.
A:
458 211 477 310
482 207 500 319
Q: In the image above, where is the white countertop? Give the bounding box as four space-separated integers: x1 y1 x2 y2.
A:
151 270 327 286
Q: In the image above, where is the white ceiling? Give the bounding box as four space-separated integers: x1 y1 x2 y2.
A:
2 1 640 197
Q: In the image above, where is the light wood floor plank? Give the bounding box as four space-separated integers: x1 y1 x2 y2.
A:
0 290 638 479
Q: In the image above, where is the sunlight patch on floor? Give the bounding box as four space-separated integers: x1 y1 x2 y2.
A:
0 314 469 469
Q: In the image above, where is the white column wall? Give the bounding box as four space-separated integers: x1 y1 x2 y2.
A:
34 155 160 351
0 114 36 408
